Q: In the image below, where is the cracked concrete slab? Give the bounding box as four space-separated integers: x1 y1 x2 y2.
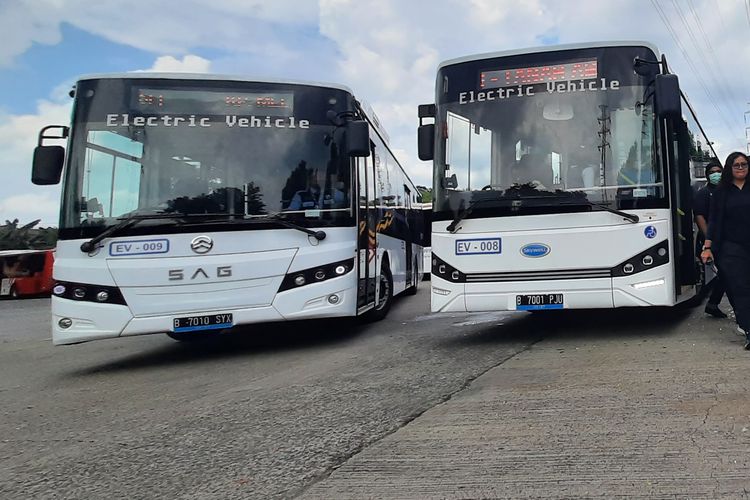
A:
302 305 750 499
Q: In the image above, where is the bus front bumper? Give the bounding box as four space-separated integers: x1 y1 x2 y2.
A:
51 280 357 345
431 266 674 313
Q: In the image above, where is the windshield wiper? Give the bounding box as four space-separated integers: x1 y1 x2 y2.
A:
562 198 639 224
80 211 184 253
79 211 236 253
254 212 327 240
446 198 501 233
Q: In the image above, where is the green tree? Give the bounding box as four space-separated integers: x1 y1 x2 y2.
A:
416 185 432 203
0 219 57 250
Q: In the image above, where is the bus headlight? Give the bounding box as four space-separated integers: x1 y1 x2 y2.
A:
52 281 127 305
431 254 464 283
278 258 354 292
612 241 669 277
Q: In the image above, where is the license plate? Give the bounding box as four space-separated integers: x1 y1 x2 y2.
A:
516 294 564 310
173 313 233 333
455 238 502 255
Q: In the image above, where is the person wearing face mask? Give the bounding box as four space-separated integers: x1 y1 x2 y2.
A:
694 159 728 318
701 152 750 350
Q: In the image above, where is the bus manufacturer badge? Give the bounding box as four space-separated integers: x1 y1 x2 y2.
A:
190 235 213 254
644 226 657 239
520 243 550 258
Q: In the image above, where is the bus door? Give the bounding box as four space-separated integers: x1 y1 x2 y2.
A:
357 151 377 312
668 118 698 295
404 185 414 285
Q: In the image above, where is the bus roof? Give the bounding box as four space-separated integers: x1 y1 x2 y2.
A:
75 72 356 96
437 41 661 71
73 72 400 178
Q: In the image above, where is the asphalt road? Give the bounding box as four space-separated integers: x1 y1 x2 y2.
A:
1 288 748 499
0 289 533 499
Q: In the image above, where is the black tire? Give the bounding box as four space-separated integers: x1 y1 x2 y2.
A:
405 258 419 296
9 286 18 299
363 262 393 322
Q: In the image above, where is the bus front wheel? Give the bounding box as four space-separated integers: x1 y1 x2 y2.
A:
363 263 393 322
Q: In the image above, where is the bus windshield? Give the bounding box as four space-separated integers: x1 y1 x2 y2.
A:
61 79 355 237
434 46 665 216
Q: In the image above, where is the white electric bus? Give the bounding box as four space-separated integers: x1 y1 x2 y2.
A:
416 42 717 313
32 74 423 344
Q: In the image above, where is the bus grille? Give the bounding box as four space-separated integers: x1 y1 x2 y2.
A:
464 268 612 282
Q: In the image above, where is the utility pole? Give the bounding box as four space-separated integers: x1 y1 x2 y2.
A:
745 103 750 155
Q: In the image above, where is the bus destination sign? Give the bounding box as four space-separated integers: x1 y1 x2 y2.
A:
480 60 598 89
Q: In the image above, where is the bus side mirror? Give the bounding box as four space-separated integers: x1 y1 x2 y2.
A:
345 120 370 157
31 125 68 185
418 124 435 161
32 145 65 185
654 74 681 118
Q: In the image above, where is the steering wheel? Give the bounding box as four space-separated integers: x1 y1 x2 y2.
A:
481 184 493 191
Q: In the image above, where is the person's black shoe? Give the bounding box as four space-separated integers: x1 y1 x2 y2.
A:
744 338 750 350
705 303 728 318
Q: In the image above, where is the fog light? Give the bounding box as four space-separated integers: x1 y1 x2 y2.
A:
657 248 667 257
73 288 86 299
314 269 326 280
294 275 306 286
623 263 635 274
642 255 654 266
327 294 340 304
632 278 665 290
58 318 73 329
53 284 66 295
96 291 109 302
335 265 347 275
438 264 446 274
433 287 451 296
451 271 460 280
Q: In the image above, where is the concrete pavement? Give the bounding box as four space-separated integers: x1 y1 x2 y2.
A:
303 305 750 498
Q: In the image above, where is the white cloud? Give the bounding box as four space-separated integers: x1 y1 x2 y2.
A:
136 54 212 73
0 0 320 68
0 97 71 227
0 193 60 227
0 0 64 67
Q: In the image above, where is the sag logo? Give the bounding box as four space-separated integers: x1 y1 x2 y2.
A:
190 235 214 254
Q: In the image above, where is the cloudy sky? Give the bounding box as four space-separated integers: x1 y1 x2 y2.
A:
1 0 749 226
